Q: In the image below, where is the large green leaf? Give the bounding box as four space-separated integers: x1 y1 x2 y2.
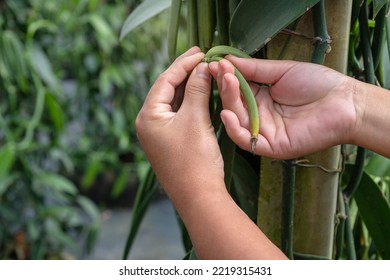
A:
365 153 390 177
232 153 259 221
347 165 390 259
230 0 321 53
120 0 171 40
122 165 158 259
373 0 390 17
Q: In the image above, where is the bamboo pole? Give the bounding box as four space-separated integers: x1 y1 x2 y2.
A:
261 0 352 259
295 0 352 259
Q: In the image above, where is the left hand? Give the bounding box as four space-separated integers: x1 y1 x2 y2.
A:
135 47 224 201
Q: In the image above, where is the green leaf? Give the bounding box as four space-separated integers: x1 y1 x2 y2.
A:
122 165 158 259
77 196 100 223
50 148 75 174
84 221 100 254
81 159 103 190
365 153 390 177
30 43 58 90
38 173 78 195
120 0 171 40
0 31 28 88
111 165 132 199
232 153 259 221
87 14 117 54
41 206 79 221
219 127 236 191
45 218 77 249
230 0 321 53
0 144 16 177
373 0 390 17
346 165 390 259
185 249 198 260
45 92 64 132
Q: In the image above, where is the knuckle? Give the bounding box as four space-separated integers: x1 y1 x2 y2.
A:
186 81 208 96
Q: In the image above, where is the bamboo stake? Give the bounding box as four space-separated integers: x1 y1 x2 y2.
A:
262 0 352 259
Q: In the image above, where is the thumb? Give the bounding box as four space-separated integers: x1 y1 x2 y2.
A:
180 62 212 119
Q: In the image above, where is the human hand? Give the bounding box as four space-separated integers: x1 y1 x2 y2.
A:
209 57 358 159
135 47 224 200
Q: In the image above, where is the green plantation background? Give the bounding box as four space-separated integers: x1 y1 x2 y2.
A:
0 0 169 259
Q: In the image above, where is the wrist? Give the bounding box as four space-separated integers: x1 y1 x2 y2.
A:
153 155 225 201
348 78 367 146
326 75 362 146
349 79 390 157
163 170 228 218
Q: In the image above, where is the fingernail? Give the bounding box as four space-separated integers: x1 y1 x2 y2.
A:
196 63 210 80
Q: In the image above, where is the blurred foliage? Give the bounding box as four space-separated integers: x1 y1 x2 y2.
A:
0 0 169 259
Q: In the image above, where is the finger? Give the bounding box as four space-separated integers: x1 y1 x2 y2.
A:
219 59 259 128
179 62 212 122
144 48 204 109
220 109 262 153
208 61 219 80
226 56 299 85
221 109 275 157
220 72 251 127
217 59 234 90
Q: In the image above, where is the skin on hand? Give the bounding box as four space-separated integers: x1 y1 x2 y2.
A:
135 46 225 203
209 57 358 159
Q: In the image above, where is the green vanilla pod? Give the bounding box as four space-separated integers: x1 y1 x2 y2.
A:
204 46 259 153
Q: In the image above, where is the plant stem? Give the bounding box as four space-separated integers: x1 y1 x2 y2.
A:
372 3 388 70
281 160 295 259
334 188 346 259
311 0 331 64
168 0 182 62
344 147 367 199
17 74 46 151
0 107 14 142
187 0 198 47
359 0 376 85
351 0 362 28
344 199 357 260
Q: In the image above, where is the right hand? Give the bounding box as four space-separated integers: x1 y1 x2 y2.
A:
209 57 358 159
